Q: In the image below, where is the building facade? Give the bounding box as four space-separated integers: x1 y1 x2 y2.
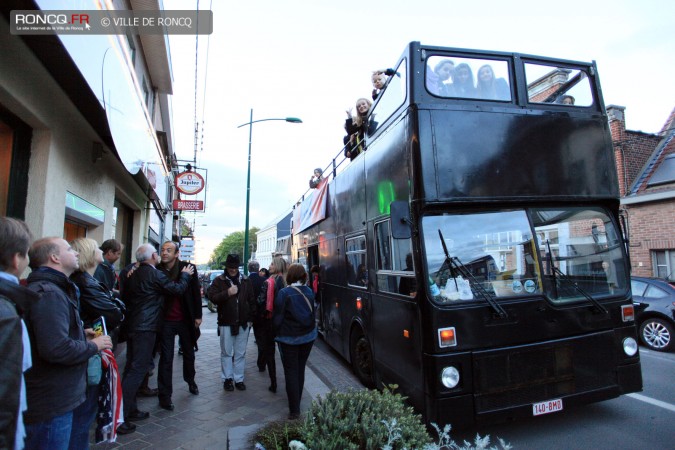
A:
256 211 292 269
609 105 675 280
0 0 180 268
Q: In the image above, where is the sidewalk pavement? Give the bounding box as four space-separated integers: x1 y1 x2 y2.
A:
95 308 360 449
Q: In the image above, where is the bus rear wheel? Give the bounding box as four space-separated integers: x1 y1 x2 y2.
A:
351 331 375 388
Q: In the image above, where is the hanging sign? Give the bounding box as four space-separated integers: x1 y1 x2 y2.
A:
173 199 204 211
175 171 205 195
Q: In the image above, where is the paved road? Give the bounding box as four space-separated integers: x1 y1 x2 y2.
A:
94 308 360 449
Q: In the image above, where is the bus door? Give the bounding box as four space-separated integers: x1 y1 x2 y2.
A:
369 219 424 402
343 234 374 383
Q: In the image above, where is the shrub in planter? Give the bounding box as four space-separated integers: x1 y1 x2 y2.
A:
300 386 431 450
253 386 512 450
254 419 304 450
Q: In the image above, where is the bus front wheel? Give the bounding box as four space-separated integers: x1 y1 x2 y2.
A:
351 331 375 388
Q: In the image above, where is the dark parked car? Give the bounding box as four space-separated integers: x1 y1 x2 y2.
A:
631 276 675 352
202 270 223 313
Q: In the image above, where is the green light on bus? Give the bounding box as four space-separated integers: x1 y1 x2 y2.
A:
377 181 396 214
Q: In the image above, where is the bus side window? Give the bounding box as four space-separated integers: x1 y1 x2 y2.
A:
375 220 415 297
524 63 593 107
346 236 367 288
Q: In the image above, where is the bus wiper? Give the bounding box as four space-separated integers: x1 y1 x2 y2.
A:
545 240 608 315
438 230 508 319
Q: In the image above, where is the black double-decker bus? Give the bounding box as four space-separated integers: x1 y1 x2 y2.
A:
291 42 642 428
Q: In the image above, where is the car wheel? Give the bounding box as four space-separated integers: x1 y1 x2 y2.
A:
350 330 375 388
639 318 674 352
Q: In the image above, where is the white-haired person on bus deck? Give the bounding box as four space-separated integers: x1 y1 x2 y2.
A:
371 68 397 100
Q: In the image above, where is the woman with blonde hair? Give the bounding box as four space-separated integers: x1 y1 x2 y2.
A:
259 255 288 393
70 238 124 342
69 237 127 441
343 97 372 161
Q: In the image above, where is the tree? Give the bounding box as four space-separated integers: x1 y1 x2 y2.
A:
209 227 259 267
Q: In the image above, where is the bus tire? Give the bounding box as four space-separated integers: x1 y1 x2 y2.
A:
351 330 376 388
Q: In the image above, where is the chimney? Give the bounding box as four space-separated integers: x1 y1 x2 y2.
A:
607 105 626 144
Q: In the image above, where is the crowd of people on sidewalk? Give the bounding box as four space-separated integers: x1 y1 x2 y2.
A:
0 216 318 449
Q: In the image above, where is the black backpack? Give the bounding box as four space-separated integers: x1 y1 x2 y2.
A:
256 278 268 315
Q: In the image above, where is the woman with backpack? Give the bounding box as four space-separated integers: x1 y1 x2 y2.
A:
272 264 317 420
259 256 287 393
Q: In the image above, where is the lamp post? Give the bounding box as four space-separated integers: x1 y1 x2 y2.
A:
237 109 302 274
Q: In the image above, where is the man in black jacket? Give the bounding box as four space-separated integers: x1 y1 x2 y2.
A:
0 217 37 450
24 237 112 448
93 238 123 295
120 243 193 424
156 241 202 410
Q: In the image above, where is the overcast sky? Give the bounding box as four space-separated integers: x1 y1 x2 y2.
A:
162 0 675 264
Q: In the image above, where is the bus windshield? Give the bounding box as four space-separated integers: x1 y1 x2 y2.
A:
422 207 627 305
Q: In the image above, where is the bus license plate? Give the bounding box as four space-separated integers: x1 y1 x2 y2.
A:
532 398 563 416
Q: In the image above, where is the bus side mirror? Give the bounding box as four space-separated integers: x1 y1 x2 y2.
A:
390 201 411 239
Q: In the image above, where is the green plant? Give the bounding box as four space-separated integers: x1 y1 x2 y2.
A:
253 388 512 450
300 386 431 450
253 418 304 450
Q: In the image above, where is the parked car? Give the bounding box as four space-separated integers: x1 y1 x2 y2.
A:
631 276 675 352
201 269 223 313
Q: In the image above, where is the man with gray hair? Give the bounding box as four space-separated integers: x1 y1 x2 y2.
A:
119 244 193 427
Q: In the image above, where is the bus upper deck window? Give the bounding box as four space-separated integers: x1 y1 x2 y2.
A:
426 55 511 102
525 63 594 107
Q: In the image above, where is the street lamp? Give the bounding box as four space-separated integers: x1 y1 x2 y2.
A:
237 109 302 274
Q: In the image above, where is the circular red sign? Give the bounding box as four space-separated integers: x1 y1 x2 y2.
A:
174 171 205 195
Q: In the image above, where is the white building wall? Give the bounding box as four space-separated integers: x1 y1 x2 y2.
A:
0 15 165 254
256 222 277 269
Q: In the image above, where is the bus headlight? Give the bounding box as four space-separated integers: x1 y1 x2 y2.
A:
440 366 460 389
623 337 638 356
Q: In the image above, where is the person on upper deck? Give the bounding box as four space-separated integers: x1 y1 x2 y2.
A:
476 64 510 101
427 59 454 96
309 168 324 189
558 95 575 105
448 63 478 98
371 68 396 100
343 97 372 161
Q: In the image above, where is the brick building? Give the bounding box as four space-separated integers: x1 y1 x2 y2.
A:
609 105 675 280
